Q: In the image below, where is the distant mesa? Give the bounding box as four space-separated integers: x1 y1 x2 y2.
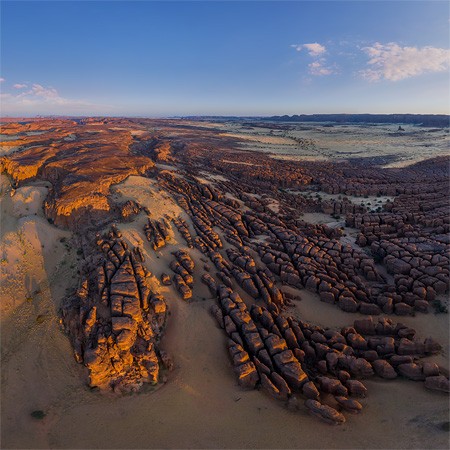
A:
266 114 450 128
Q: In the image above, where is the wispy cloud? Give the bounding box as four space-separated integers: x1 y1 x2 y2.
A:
1 82 109 115
291 42 326 57
23 83 60 100
360 42 450 81
291 42 335 76
308 61 333 76
0 78 5 83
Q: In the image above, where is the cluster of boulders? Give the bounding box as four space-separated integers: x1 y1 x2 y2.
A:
172 216 194 248
315 157 448 198
315 158 449 309
156 167 448 424
159 167 447 317
61 226 169 391
144 217 172 250
210 281 448 424
206 150 313 190
170 249 195 300
321 198 367 216
347 208 449 310
119 200 142 220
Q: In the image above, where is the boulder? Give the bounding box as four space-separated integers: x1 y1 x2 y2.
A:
304 399 346 425
423 362 440 377
349 358 374 378
234 362 259 389
354 317 376 335
339 297 358 313
346 379 368 397
397 363 425 381
302 381 320 400
372 360 397 379
335 396 363 414
424 376 449 393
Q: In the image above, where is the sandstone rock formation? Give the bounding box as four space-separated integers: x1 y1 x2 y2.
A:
62 227 168 391
2 117 448 425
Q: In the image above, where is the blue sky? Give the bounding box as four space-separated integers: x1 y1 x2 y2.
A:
1 1 449 116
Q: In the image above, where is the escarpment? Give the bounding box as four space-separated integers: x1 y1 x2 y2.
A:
1 120 155 230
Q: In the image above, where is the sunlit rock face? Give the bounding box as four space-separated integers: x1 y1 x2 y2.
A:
62 227 169 392
1 119 155 230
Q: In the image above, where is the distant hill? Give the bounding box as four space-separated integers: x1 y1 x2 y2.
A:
266 114 450 127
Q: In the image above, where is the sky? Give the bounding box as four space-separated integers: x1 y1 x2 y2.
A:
1 0 449 116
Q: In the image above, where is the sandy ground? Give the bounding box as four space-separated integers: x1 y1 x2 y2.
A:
0 175 73 313
1 174 82 449
1 173 449 449
293 190 394 212
204 121 450 168
219 132 297 146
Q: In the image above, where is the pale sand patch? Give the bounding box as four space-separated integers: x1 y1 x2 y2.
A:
222 160 261 166
155 163 178 172
271 153 329 162
220 132 296 146
1 175 81 449
10 185 49 218
0 144 21 156
0 134 20 141
197 172 229 183
301 212 339 225
0 177 72 315
265 198 280 214
292 189 394 205
111 175 183 221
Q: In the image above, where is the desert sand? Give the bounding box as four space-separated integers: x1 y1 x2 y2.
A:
205 120 450 168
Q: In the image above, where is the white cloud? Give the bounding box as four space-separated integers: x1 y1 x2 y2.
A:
0 78 5 83
291 42 326 57
0 82 108 115
10 83 80 106
24 83 60 100
308 60 333 76
291 42 335 76
13 83 28 89
360 42 450 81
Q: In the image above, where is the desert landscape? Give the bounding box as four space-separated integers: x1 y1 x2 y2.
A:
0 117 448 448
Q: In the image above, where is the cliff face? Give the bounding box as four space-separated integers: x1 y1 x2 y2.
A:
0 120 155 231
